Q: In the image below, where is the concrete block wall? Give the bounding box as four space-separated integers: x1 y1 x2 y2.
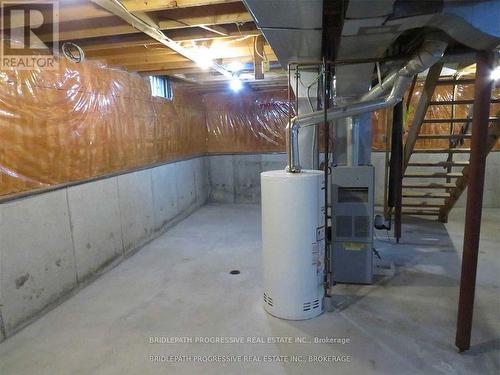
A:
208 152 500 208
0 156 209 341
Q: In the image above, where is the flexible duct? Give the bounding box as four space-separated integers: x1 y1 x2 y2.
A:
286 35 448 173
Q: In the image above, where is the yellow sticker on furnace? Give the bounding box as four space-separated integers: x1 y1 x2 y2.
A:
343 242 365 251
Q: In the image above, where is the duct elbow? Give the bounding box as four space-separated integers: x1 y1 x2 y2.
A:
400 37 448 77
287 116 301 131
285 34 448 174
286 116 302 173
386 76 412 105
390 36 448 104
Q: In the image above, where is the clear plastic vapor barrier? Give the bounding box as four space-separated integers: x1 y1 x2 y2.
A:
0 58 206 197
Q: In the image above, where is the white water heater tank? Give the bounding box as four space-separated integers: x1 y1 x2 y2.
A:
261 170 325 320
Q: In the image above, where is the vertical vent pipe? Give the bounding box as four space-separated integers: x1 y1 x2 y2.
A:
286 35 448 173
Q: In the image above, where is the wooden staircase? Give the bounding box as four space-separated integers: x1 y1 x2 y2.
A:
400 70 499 223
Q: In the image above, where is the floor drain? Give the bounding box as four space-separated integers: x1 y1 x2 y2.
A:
229 270 240 275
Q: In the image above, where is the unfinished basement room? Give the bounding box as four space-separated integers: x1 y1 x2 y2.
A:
0 0 499 374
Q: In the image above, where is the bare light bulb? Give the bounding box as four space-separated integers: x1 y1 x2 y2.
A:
491 66 500 81
229 77 243 92
195 47 213 70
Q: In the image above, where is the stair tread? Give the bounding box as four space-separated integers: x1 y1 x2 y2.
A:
404 172 463 178
402 209 440 216
417 134 471 139
403 192 451 198
403 183 456 189
422 118 497 124
402 203 442 208
429 98 500 105
413 148 471 153
436 78 475 85
407 161 469 167
403 207 440 211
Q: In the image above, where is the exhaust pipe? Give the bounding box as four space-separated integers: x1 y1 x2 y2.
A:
286 35 448 173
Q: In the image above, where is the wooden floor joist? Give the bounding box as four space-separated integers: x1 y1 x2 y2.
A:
81 28 261 53
106 45 274 64
22 0 280 83
121 0 241 12
50 14 255 41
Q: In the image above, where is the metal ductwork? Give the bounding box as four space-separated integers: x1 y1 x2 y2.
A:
243 0 323 66
286 35 448 173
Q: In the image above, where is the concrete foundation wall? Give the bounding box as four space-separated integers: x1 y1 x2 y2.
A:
1 151 497 341
208 153 286 203
0 156 210 341
208 152 500 208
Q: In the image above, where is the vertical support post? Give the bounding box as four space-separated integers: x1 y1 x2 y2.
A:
383 108 393 220
388 101 403 241
455 51 494 352
295 65 300 118
393 101 403 242
254 35 264 80
323 60 332 293
287 64 292 171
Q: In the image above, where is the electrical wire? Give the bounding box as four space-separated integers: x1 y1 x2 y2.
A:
253 36 265 59
298 71 322 112
61 42 85 63
306 74 321 112
234 23 256 63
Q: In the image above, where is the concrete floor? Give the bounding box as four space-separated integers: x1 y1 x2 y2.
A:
0 204 498 375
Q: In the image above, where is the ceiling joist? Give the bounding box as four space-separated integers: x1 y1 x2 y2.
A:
103 45 275 66
49 15 254 42
121 0 240 12
77 26 260 52
10 0 284 85
6 0 243 24
91 0 234 77
157 10 252 29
